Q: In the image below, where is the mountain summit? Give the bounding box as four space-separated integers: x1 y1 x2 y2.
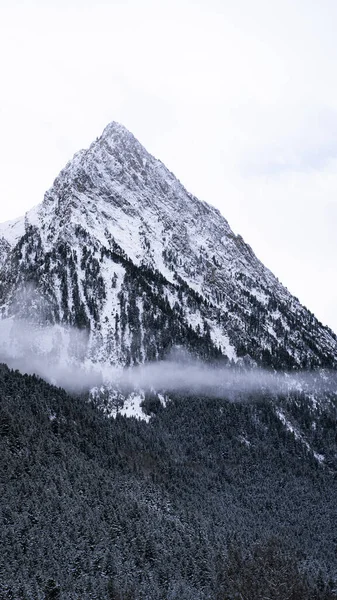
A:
0 122 336 372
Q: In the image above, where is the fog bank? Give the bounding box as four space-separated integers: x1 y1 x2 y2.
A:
0 318 336 398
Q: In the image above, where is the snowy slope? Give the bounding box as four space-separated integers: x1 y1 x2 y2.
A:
0 121 336 375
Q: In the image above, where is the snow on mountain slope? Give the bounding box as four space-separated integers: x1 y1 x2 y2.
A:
0 216 25 246
0 121 336 375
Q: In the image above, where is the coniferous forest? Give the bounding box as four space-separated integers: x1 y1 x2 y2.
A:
1 364 337 599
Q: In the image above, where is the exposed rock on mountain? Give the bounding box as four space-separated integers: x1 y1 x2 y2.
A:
0 122 336 372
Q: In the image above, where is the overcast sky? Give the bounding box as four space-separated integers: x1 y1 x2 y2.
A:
1 0 337 333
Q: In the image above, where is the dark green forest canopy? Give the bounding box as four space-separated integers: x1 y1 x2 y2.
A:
1 363 337 599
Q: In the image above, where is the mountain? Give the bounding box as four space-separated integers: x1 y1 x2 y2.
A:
0 121 336 376
1 124 337 599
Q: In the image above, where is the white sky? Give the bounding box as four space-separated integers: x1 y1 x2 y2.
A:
1 0 337 334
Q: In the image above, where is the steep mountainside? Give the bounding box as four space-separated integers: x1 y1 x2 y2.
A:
0 122 336 372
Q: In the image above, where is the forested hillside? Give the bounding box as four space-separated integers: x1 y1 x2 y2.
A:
1 364 337 599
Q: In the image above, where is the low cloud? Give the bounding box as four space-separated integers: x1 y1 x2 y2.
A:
0 319 336 399
0 317 102 392
112 348 337 399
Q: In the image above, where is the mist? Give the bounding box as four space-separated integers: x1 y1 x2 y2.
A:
0 318 336 399
110 348 337 399
0 317 103 392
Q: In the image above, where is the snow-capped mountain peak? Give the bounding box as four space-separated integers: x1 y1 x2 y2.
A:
0 122 336 373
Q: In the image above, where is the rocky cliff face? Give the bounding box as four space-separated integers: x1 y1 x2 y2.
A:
0 121 336 372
